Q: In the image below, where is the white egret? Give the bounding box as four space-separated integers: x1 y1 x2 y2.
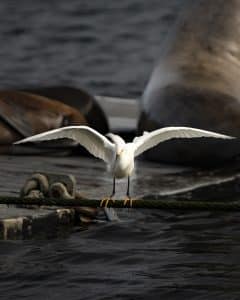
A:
14 125 234 206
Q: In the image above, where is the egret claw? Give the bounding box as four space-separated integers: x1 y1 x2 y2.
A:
123 196 134 207
100 197 115 208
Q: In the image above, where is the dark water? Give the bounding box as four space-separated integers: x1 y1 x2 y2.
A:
0 0 186 97
1 156 240 300
1 1 240 299
2 211 240 300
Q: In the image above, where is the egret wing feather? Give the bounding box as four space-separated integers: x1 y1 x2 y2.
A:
14 126 115 163
133 126 234 157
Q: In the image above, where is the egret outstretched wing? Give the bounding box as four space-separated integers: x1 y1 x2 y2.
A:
133 127 234 157
14 126 115 163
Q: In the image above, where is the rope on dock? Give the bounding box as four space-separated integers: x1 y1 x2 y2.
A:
1 195 240 211
2 172 239 211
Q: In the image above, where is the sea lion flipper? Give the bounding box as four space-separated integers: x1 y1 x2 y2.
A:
0 96 34 137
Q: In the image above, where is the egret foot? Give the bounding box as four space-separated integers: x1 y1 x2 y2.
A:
123 196 134 207
100 197 115 208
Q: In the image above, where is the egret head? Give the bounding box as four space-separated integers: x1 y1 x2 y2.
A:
106 133 125 156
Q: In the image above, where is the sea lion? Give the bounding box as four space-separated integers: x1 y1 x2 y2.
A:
138 0 240 165
0 90 88 154
0 87 109 155
22 86 109 134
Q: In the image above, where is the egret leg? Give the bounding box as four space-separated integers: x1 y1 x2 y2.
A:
100 177 116 207
123 176 133 207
